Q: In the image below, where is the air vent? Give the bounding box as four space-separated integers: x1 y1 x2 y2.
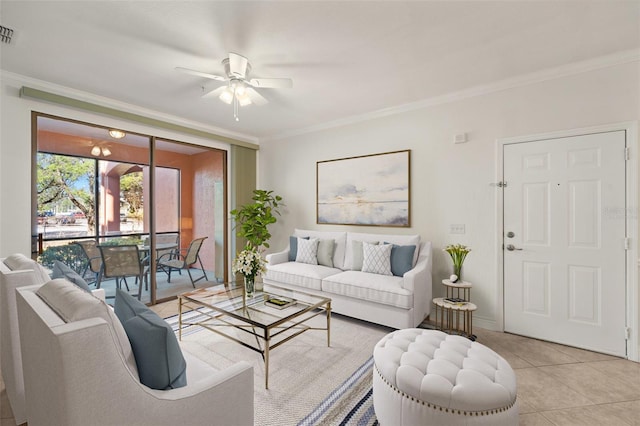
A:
1 25 14 44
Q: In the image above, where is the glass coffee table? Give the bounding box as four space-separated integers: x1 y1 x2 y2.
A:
178 282 332 389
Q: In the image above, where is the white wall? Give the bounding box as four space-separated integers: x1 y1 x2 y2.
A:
258 61 640 339
0 72 234 258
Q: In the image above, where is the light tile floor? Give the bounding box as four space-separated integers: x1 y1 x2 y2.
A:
2 301 639 425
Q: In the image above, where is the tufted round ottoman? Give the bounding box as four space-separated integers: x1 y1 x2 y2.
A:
373 329 518 425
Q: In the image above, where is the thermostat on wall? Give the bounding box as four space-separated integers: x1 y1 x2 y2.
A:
454 133 468 144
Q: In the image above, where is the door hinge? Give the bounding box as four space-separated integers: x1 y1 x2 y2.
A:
624 237 631 250
625 147 630 160
625 327 631 340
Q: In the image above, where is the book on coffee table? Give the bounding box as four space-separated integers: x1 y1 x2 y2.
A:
265 296 296 309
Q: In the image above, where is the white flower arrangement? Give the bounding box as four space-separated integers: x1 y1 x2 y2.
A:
232 248 267 280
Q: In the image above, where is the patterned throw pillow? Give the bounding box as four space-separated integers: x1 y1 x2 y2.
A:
350 240 378 271
361 242 392 276
288 236 309 261
296 237 319 265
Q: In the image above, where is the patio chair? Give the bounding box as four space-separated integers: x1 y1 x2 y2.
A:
97 245 148 300
142 233 180 280
75 240 103 284
157 236 208 287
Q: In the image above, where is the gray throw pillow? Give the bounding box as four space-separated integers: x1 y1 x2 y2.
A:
317 239 336 268
51 260 91 292
114 290 187 390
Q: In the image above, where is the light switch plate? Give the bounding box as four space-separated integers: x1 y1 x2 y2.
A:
450 224 466 234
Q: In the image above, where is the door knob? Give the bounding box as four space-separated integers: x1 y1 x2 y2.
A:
506 244 523 251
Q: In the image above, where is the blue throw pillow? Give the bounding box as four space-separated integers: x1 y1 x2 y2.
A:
51 260 91 292
389 244 416 277
288 235 309 262
114 290 187 390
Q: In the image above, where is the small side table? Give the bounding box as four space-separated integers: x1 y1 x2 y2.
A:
432 297 477 340
442 279 472 301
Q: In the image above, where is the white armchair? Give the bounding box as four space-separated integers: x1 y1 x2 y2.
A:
1 254 106 425
0 254 52 425
16 284 253 426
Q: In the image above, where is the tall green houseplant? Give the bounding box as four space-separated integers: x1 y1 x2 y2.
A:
230 189 283 251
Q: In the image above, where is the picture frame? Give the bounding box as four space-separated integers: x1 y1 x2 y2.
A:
316 150 410 227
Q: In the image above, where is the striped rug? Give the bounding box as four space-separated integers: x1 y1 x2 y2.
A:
298 356 378 426
164 307 390 426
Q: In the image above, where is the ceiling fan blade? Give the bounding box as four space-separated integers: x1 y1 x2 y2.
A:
246 88 268 106
228 52 249 79
175 67 227 82
248 78 293 89
202 86 227 98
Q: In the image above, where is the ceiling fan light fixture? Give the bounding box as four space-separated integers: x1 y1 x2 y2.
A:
91 146 101 156
237 93 252 106
108 129 126 139
219 87 234 104
101 147 112 157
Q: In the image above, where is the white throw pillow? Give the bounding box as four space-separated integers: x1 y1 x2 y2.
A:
36 278 139 376
361 242 392 276
4 253 51 284
296 238 319 265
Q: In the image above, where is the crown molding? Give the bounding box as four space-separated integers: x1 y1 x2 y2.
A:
1 70 259 146
262 49 640 143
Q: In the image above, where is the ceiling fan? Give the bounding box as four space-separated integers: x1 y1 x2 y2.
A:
176 52 293 121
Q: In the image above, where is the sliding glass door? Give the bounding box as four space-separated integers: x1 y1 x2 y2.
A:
34 113 226 304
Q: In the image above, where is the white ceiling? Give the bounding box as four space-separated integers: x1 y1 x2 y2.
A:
1 1 639 142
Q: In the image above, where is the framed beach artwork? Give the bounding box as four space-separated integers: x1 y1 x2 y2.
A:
316 150 410 227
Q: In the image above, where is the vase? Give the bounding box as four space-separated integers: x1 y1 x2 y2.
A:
453 265 462 283
244 276 255 299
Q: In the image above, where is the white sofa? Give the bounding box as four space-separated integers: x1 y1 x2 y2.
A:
15 282 254 426
264 229 432 329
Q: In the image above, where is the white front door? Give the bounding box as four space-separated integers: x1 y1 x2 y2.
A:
503 130 627 356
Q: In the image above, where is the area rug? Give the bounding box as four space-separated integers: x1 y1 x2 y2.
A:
165 309 391 425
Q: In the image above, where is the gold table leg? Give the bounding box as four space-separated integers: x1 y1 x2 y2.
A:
327 301 332 347
264 329 270 390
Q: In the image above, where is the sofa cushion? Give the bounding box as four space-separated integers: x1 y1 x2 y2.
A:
288 236 309 262
317 239 336 268
51 260 91 292
322 271 412 309
36 279 138 376
362 242 392 276
266 262 342 291
4 253 51 284
114 290 187 390
296 238 319 265
389 244 417 277
344 232 421 270
294 229 347 269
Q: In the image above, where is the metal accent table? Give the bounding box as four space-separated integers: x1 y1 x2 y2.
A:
432 297 477 339
441 278 472 300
